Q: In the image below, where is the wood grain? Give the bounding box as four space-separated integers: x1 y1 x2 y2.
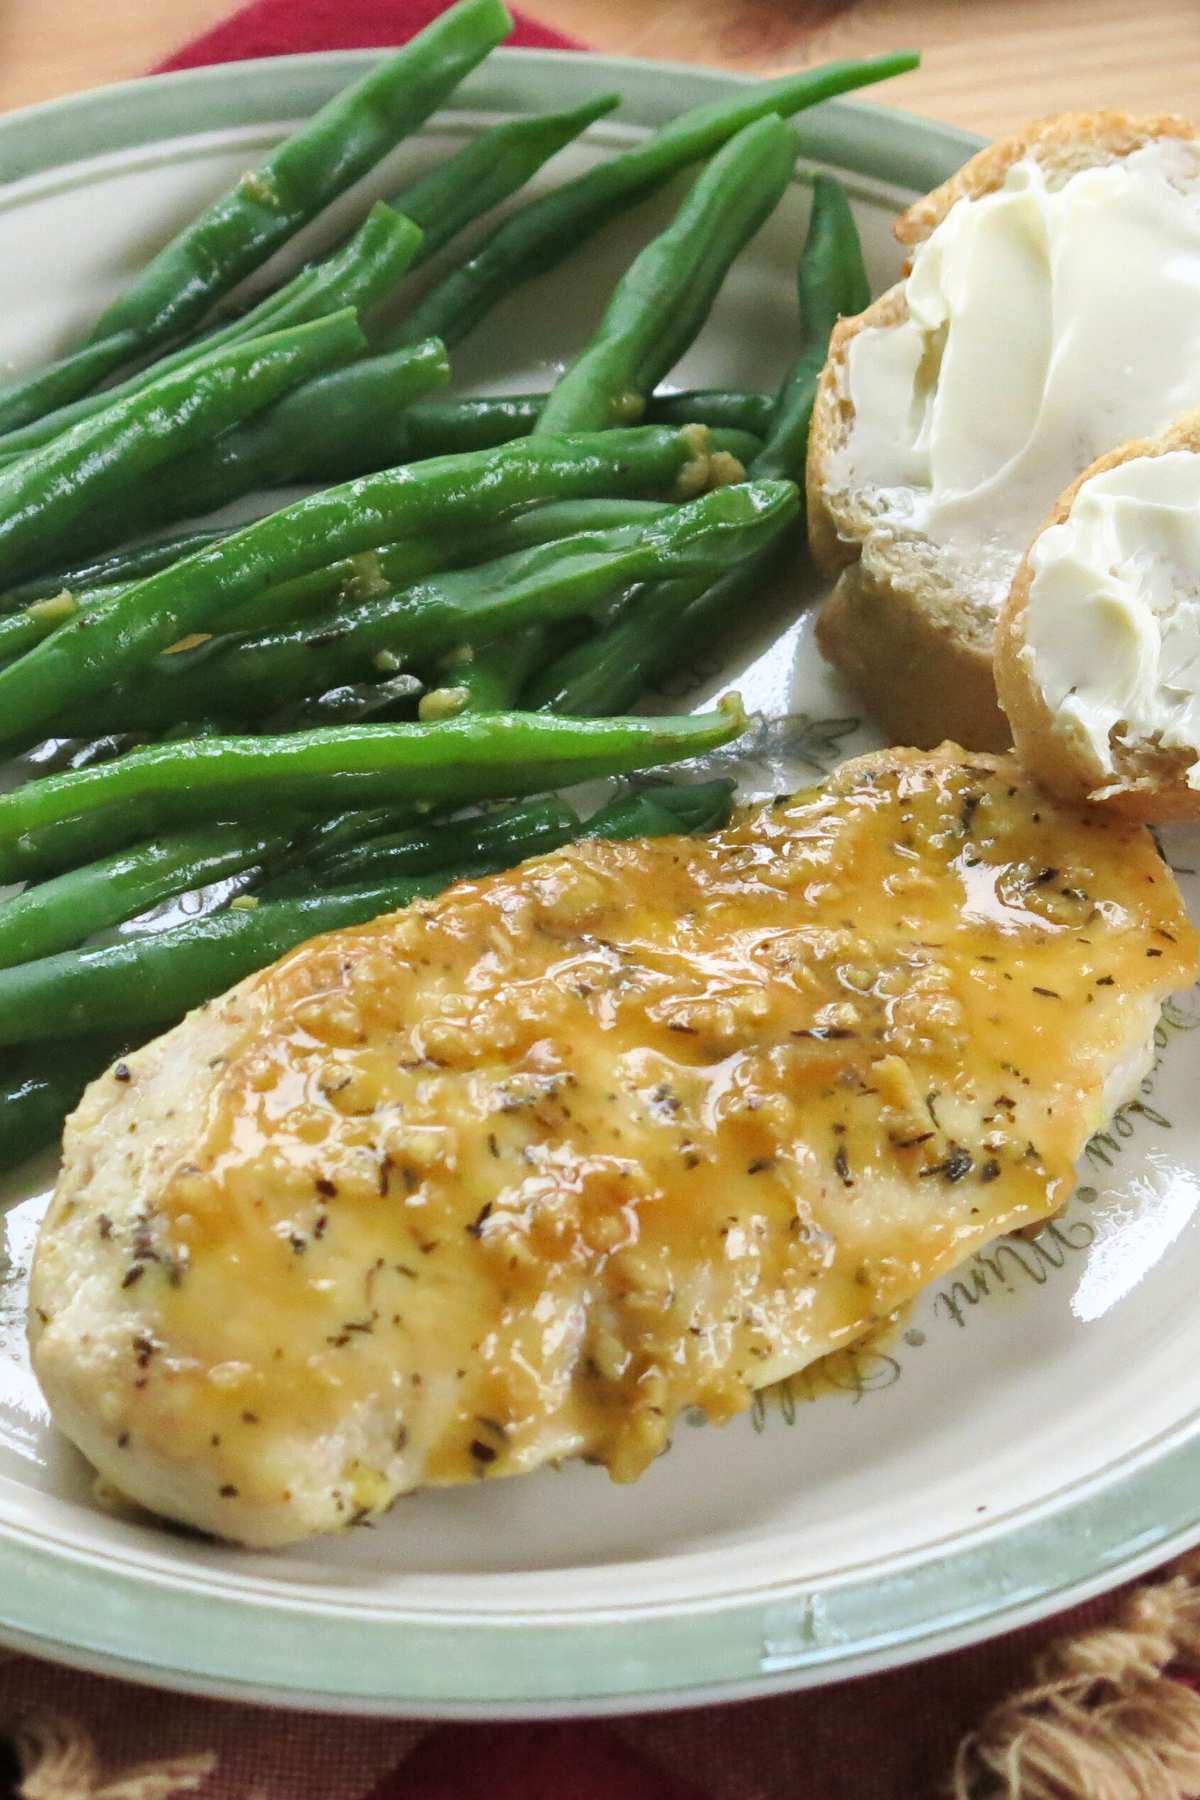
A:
536 0 1200 138
0 0 229 114
1 0 1197 138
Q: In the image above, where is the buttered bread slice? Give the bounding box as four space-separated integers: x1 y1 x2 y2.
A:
808 113 1200 750
997 415 1200 820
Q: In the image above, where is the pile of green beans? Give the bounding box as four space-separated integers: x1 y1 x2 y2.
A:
0 96 624 468
0 25 907 1174
537 116 798 434
527 172 873 715
0 310 365 592
89 338 453 548
0 701 745 882
0 0 512 440
393 94 621 264
0 498 674 666
0 425 712 755
459 113 801 713
56 480 796 733
93 0 513 357
394 51 916 350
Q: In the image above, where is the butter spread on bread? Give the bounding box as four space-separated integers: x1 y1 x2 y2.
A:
808 114 1200 751
997 417 1200 818
30 746 1198 1545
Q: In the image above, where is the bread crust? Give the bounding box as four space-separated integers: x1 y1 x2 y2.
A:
895 110 1199 245
806 111 1200 754
816 558 1011 753
996 416 1200 823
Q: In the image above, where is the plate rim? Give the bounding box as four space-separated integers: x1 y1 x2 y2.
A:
9 47 1192 1719
0 47 983 194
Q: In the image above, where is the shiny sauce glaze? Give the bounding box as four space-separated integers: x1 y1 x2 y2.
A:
31 746 1200 1540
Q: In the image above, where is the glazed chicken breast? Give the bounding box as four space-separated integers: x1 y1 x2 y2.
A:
29 745 1199 1547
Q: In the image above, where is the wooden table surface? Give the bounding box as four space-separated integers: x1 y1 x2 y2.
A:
2 0 1199 138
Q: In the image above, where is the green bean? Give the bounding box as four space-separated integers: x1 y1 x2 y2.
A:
486 118 791 707
0 820 306 969
537 117 796 436
81 0 512 356
495 166 771 710
270 672 423 731
707 428 764 468
0 590 110 664
64 479 793 731
579 776 734 838
0 333 137 437
0 1038 121 1168
395 95 621 263
394 388 772 459
0 425 710 754
0 799 176 888
263 794 579 896
240 202 424 329
0 701 745 882
412 502 672 719
108 338 452 543
281 776 736 892
0 881 452 1044
528 175 870 714
753 171 870 485
646 389 773 435
390 52 917 351
0 309 365 595
279 805 427 874
0 777 737 1047
1 528 237 610
204 337 450 484
478 497 670 548
425 625 551 719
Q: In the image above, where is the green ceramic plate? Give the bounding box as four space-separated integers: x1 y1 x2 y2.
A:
4 49 1200 1718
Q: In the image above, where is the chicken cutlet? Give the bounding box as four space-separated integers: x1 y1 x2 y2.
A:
29 744 1199 1547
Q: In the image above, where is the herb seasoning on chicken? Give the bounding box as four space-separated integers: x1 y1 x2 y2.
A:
29 745 1199 1546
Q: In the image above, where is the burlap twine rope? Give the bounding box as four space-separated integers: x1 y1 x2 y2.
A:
0 1698 213 1800
952 1549 1200 1798
7 1553 1200 1799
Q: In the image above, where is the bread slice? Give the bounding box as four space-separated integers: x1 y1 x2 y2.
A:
807 111 1200 752
997 415 1200 822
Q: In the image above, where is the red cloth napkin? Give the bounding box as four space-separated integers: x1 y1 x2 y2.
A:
0 6 1164 1798
153 0 582 71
